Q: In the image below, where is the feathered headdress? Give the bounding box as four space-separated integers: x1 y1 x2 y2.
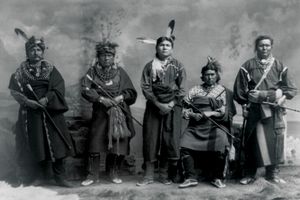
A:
81 37 118 55
95 41 118 55
14 28 46 51
81 11 123 57
136 19 176 45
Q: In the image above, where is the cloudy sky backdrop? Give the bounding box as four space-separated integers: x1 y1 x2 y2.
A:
0 0 300 120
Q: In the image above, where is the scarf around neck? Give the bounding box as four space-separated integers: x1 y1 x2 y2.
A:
255 54 275 71
151 56 171 82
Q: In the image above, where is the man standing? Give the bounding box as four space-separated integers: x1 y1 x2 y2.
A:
81 41 137 186
137 35 186 186
233 35 297 184
9 32 75 187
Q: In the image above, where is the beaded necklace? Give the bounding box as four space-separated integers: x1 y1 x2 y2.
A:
17 60 53 83
94 63 118 82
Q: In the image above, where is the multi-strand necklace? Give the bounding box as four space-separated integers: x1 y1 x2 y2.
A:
20 61 53 82
94 63 118 85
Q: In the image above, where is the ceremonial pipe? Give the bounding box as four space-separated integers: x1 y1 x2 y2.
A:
86 74 143 127
26 84 72 149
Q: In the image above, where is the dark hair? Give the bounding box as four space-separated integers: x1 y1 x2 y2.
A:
201 59 221 83
156 36 174 48
254 35 274 52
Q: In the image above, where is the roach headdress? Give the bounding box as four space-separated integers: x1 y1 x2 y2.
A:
202 56 222 73
95 41 119 56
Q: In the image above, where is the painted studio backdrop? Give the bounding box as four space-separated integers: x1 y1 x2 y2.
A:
0 0 300 179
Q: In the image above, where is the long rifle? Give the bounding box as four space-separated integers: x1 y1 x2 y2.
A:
262 101 300 113
183 99 238 141
85 74 143 128
26 84 72 149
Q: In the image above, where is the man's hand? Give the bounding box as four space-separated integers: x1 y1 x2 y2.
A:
113 95 124 104
99 96 115 107
25 99 42 109
276 95 286 107
155 101 173 115
248 90 268 103
275 89 283 99
38 97 48 107
190 112 202 121
203 111 219 117
168 100 175 109
182 108 192 119
203 111 218 118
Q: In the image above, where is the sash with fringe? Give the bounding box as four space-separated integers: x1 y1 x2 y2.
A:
107 106 131 154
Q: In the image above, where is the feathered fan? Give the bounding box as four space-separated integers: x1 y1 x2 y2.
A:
14 28 29 41
136 19 175 45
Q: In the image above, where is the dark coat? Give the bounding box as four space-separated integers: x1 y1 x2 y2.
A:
141 57 186 162
81 65 137 155
233 58 297 166
9 62 75 165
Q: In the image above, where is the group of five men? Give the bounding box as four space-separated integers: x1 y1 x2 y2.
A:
8 28 297 189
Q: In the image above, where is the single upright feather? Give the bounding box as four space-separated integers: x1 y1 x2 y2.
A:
136 19 176 45
14 28 29 41
166 19 175 38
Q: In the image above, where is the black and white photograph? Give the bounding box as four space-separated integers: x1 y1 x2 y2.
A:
0 0 300 199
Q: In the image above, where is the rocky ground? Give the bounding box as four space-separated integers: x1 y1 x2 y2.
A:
2 165 300 200
1 97 300 200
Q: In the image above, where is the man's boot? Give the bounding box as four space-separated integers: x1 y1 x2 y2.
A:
81 153 100 186
107 154 122 184
53 159 73 188
136 161 154 186
265 165 286 184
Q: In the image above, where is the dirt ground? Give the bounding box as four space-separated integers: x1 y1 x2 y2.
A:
47 165 300 200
